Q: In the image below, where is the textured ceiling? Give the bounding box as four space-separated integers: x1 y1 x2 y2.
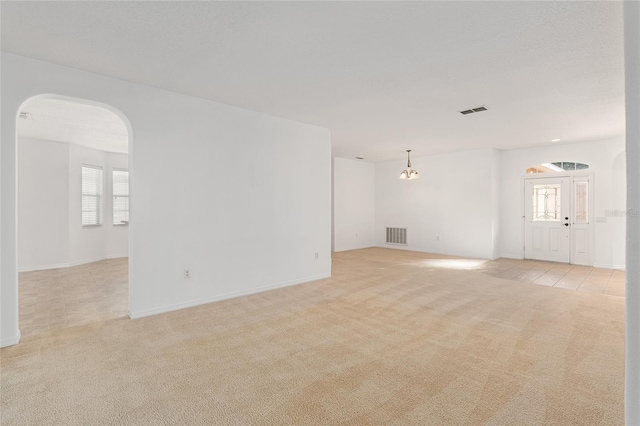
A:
1 1 624 161
18 98 129 154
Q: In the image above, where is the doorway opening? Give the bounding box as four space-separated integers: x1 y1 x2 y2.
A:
523 167 593 265
17 95 131 339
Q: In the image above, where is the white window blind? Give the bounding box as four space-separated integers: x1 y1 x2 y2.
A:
82 165 103 226
113 169 129 225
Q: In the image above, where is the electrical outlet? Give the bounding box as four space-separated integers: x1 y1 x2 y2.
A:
183 268 191 279
314 252 319 260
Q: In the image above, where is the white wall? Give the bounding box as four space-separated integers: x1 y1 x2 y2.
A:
106 152 129 259
18 138 129 271
333 158 375 252
375 148 499 259
1 53 331 347
68 143 109 266
500 137 626 268
17 138 70 270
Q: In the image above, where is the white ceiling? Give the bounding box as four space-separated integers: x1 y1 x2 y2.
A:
18 98 129 154
1 1 624 161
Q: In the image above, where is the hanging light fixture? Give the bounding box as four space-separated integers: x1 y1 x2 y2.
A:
399 150 419 180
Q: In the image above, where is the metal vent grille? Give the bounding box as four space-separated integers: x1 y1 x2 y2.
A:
386 227 407 245
459 105 488 115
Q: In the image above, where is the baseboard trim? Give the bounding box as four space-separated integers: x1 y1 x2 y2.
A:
19 255 129 272
107 253 128 260
375 244 492 261
69 255 113 268
594 263 627 270
593 263 609 269
1 330 21 348
128 272 332 320
18 262 70 272
334 245 375 253
500 253 525 260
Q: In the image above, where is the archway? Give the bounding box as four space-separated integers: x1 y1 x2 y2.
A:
14 94 134 341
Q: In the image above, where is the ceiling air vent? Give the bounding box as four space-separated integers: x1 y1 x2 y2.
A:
459 106 488 115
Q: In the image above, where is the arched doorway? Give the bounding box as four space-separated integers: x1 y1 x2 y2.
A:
15 94 133 340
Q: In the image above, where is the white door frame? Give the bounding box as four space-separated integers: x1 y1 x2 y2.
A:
521 171 594 265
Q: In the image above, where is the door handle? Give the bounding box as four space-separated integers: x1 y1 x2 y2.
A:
564 223 570 227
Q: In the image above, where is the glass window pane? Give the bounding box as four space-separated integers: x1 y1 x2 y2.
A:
81 166 103 226
112 170 129 225
575 181 588 223
525 162 589 174
532 184 561 221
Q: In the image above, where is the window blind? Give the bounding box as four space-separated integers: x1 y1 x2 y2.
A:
82 165 103 226
113 169 129 225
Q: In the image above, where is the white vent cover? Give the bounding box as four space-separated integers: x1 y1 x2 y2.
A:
459 106 488 115
386 227 407 245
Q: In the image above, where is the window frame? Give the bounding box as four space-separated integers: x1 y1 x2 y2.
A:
81 164 104 228
112 168 130 226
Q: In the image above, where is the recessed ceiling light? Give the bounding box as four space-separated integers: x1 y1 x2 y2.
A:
551 138 561 142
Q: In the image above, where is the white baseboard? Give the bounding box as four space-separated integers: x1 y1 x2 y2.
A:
18 262 70 273
333 245 375 253
19 254 129 272
107 253 128 260
594 263 627 270
128 272 332 320
69 255 112 267
375 244 492 260
1 330 21 348
500 253 525 260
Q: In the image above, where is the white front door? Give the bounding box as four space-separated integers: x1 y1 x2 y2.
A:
524 177 571 263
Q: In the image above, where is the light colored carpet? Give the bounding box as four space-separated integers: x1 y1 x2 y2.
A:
1 248 624 425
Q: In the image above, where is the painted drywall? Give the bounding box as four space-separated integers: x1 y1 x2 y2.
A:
1 53 331 346
375 148 498 259
491 149 502 260
17 138 70 270
17 138 129 272
333 158 375 252
106 152 129 259
624 2 640 422
68 143 109 266
499 137 626 268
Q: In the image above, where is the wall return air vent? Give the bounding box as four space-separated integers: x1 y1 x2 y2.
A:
459 106 488 115
386 227 407 245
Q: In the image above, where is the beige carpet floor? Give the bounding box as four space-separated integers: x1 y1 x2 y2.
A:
1 248 625 425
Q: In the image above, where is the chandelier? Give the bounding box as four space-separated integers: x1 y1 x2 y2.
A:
399 150 419 180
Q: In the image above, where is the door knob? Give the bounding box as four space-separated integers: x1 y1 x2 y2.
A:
564 223 569 227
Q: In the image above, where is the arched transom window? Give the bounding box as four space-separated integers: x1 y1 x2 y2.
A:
526 161 589 174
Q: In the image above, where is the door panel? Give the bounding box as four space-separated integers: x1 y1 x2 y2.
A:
571 178 591 265
575 229 587 254
524 177 571 263
549 228 560 252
